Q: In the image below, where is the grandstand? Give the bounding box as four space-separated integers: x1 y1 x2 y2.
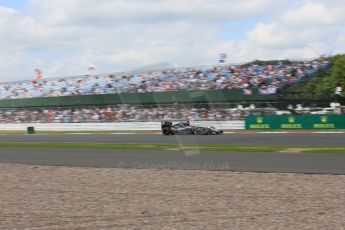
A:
0 58 328 99
0 56 341 123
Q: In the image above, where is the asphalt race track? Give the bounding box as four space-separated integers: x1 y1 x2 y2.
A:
0 148 345 174
0 133 345 174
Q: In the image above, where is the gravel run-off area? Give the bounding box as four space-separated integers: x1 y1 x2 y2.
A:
0 163 345 230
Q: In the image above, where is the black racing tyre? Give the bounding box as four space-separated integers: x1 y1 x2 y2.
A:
200 128 208 135
195 128 208 135
194 128 202 135
162 127 171 135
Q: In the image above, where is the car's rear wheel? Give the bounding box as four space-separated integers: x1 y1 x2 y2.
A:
162 127 171 135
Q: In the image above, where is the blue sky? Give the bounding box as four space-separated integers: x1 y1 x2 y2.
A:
219 20 258 40
0 0 26 9
0 0 344 82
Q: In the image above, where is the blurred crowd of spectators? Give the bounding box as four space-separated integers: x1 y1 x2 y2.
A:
0 58 329 100
1 103 342 123
0 105 245 123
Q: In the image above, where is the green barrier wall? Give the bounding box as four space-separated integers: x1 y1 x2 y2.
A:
245 115 345 129
0 89 276 108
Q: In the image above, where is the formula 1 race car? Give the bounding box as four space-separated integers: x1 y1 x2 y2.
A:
161 121 223 135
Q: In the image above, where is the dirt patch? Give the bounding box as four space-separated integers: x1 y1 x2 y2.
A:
279 148 345 153
0 163 344 229
279 148 316 153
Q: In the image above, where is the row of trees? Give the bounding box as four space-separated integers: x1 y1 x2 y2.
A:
281 54 345 101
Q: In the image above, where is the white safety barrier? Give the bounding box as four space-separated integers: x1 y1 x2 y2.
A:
0 121 245 131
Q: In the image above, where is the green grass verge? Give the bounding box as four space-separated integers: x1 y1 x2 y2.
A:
0 142 282 152
0 142 345 153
